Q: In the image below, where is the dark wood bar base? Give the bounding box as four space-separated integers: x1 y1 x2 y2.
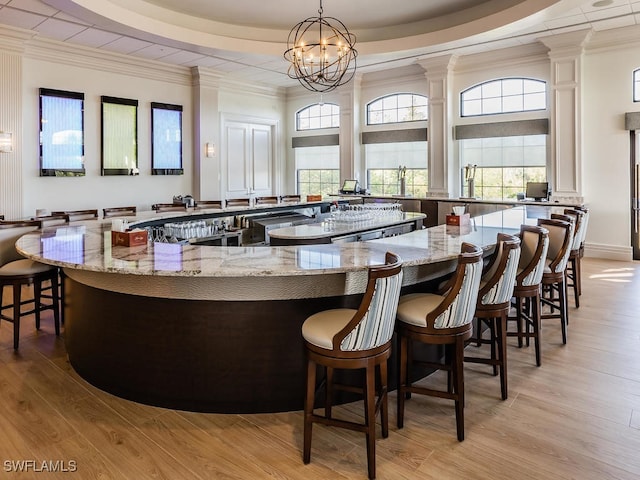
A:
64 275 442 413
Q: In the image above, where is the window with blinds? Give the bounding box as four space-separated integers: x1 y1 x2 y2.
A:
39 88 85 177
101 96 138 176
151 102 183 175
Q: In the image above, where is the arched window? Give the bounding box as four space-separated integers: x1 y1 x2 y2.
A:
367 93 428 125
460 78 546 117
634 69 640 102
296 103 340 131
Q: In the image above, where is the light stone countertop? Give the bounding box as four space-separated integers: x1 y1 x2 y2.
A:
267 212 425 240
16 205 548 278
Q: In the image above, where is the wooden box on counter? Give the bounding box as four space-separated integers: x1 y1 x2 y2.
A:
111 229 148 247
445 213 471 226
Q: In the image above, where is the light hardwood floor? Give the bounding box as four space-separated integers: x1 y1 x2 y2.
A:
1 257 639 479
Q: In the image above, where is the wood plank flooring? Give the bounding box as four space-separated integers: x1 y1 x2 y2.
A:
1 257 639 479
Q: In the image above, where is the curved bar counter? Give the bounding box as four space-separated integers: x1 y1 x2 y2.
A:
15 204 542 413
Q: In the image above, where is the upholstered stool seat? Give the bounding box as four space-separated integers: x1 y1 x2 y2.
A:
302 308 358 348
0 259 54 276
396 293 445 327
302 252 403 480
396 243 483 442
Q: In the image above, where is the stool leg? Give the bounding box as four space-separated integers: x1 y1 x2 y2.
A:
574 256 581 307
397 333 408 429
497 313 508 400
533 292 542 366
453 337 465 442
515 296 524 348
490 318 498 376
560 277 568 344
379 360 389 439
13 285 21 350
570 257 578 308
325 366 334 419
51 276 60 336
303 358 316 465
34 280 42 330
365 360 376 480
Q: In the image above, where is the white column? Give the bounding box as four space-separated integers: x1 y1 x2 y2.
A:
191 67 223 201
417 55 458 198
0 32 26 219
339 74 362 185
540 30 592 203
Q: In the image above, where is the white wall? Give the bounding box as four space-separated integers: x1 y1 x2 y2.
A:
582 44 636 259
21 53 194 215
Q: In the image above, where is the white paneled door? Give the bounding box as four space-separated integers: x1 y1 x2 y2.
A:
224 120 273 199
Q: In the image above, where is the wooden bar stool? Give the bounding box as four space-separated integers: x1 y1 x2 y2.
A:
194 200 223 210
226 198 251 208
465 233 520 400
103 206 137 218
31 213 70 226
152 203 187 212
507 225 549 366
0 221 60 349
537 218 573 345
280 194 301 203
52 209 98 221
302 252 403 480
562 208 586 307
255 196 279 205
396 243 483 441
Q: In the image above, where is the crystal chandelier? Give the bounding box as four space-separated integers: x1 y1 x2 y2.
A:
284 0 357 93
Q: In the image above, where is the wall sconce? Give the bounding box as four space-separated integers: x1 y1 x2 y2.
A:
0 132 13 153
205 142 215 158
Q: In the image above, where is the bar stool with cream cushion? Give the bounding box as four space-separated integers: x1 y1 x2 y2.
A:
194 200 223 210
562 208 586 307
152 203 187 213
103 206 137 218
537 218 573 345
31 213 70 226
52 209 98 221
255 196 279 205
465 233 520 400
302 252 403 480
0 221 60 349
226 198 251 208
396 243 483 441
507 225 549 366
281 194 301 203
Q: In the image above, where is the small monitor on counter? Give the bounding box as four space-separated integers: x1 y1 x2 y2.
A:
525 182 549 202
340 179 359 194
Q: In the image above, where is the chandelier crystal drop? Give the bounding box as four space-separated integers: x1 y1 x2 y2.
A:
284 0 357 93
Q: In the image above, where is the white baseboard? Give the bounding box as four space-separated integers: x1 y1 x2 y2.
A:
584 243 633 262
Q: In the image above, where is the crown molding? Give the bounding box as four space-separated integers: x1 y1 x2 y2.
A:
360 65 426 90
218 76 285 99
192 65 284 98
454 43 549 74
22 36 192 85
0 25 35 55
586 24 640 55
